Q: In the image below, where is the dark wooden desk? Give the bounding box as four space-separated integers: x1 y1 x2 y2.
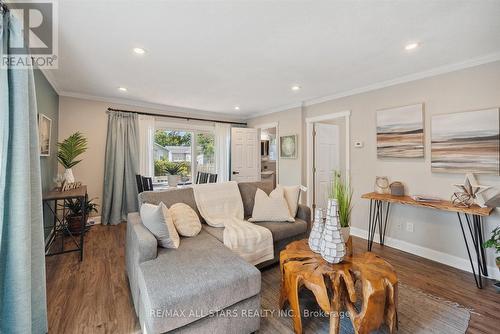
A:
361 192 493 288
43 186 88 261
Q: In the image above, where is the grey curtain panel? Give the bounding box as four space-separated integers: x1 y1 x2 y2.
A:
0 9 48 334
102 111 140 225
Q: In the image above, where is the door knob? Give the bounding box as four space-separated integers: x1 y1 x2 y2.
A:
232 171 240 175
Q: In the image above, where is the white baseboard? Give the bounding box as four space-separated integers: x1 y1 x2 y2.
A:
350 226 500 281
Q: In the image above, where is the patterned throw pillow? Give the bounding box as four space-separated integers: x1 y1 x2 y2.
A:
140 202 180 248
169 203 202 237
248 188 295 223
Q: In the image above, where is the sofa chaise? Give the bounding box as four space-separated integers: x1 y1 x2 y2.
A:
126 181 311 334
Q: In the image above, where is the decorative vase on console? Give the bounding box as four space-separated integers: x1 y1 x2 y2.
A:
308 208 324 253
319 198 346 264
57 132 88 186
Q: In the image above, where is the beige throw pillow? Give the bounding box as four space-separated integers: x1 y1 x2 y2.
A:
249 188 295 222
169 203 202 237
277 185 301 217
140 202 180 248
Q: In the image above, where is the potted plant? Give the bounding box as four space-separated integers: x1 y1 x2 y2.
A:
330 171 353 244
165 162 182 187
483 226 500 292
57 132 88 183
64 198 99 235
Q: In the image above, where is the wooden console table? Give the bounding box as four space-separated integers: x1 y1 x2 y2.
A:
361 192 493 288
280 240 398 334
43 186 88 261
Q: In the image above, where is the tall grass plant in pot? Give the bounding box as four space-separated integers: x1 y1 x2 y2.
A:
330 171 353 244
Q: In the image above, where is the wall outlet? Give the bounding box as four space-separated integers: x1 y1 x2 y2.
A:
406 222 414 233
395 222 402 231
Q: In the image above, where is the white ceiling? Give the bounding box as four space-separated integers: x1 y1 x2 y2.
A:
46 0 500 118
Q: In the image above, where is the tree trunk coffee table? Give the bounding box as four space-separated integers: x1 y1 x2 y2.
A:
279 240 398 334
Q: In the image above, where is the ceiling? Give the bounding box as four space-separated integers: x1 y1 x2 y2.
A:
46 0 500 118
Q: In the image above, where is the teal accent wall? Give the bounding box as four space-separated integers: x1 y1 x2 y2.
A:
34 70 59 238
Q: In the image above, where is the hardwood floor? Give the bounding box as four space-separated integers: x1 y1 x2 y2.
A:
46 224 500 334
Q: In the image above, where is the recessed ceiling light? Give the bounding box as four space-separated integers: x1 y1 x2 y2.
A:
291 85 301 91
234 106 240 111
133 47 146 55
118 87 127 92
404 42 419 51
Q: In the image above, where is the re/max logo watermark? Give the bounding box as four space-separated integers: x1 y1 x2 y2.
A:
1 0 58 69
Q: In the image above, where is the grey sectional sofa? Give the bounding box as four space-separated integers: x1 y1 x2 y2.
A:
126 181 311 334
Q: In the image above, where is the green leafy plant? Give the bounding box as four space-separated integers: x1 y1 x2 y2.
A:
57 132 88 168
64 197 99 217
483 226 500 263
165 162 182 175
329 170 353 228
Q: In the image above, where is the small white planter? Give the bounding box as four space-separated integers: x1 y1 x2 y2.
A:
167 175 180 187
64 168 75 183
340 226 350 243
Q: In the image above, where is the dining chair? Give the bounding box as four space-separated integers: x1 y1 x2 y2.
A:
136 174 144 193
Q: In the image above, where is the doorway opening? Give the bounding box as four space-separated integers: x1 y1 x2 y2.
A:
254 122 279 189
306 111 351 209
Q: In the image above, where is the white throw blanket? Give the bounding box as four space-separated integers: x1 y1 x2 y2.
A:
193 181 274 265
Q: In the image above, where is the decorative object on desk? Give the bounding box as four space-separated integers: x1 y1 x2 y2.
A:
38 113 52 156
390 181 405 196
375 176 390 194
57 132 88 183
319 198 346 263
61 181 82 192
53 173 65 190
376 103 424 158
431 108 499 175
330 171 353 255
280 134 297 159
451 173 491 208
308 208 324 253
65 197 99 234
165 162 182 187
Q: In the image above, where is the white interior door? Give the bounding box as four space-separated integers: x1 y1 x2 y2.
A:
231 128 259 182
314 123 339 210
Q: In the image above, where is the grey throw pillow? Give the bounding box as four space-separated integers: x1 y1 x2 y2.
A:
140 202 180 248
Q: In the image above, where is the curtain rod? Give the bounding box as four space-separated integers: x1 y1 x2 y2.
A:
106 107 247 126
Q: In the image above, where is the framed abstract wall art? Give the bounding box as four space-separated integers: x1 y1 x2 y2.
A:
376 103 424 158
431 108 500 174
280 134 298 159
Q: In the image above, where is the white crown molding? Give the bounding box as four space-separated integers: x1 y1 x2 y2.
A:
350 226 500 281
58 90 246 122
39 69 61 94
247 52 500 120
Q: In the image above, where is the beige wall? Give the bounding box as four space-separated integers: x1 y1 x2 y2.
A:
247 61 500 277
58 96 244 209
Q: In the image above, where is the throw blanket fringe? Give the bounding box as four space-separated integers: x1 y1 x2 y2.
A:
193 181 274 265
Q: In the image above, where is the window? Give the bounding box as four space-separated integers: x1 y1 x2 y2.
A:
196 132 215 173
153 128 215 183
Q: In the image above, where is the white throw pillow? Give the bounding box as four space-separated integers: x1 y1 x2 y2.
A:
277 185 301 217
249 188 295 222
140 202 180 248
169 203 202 237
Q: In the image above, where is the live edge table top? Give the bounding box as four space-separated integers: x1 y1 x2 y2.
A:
361 192 493 217
43 186 87 201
